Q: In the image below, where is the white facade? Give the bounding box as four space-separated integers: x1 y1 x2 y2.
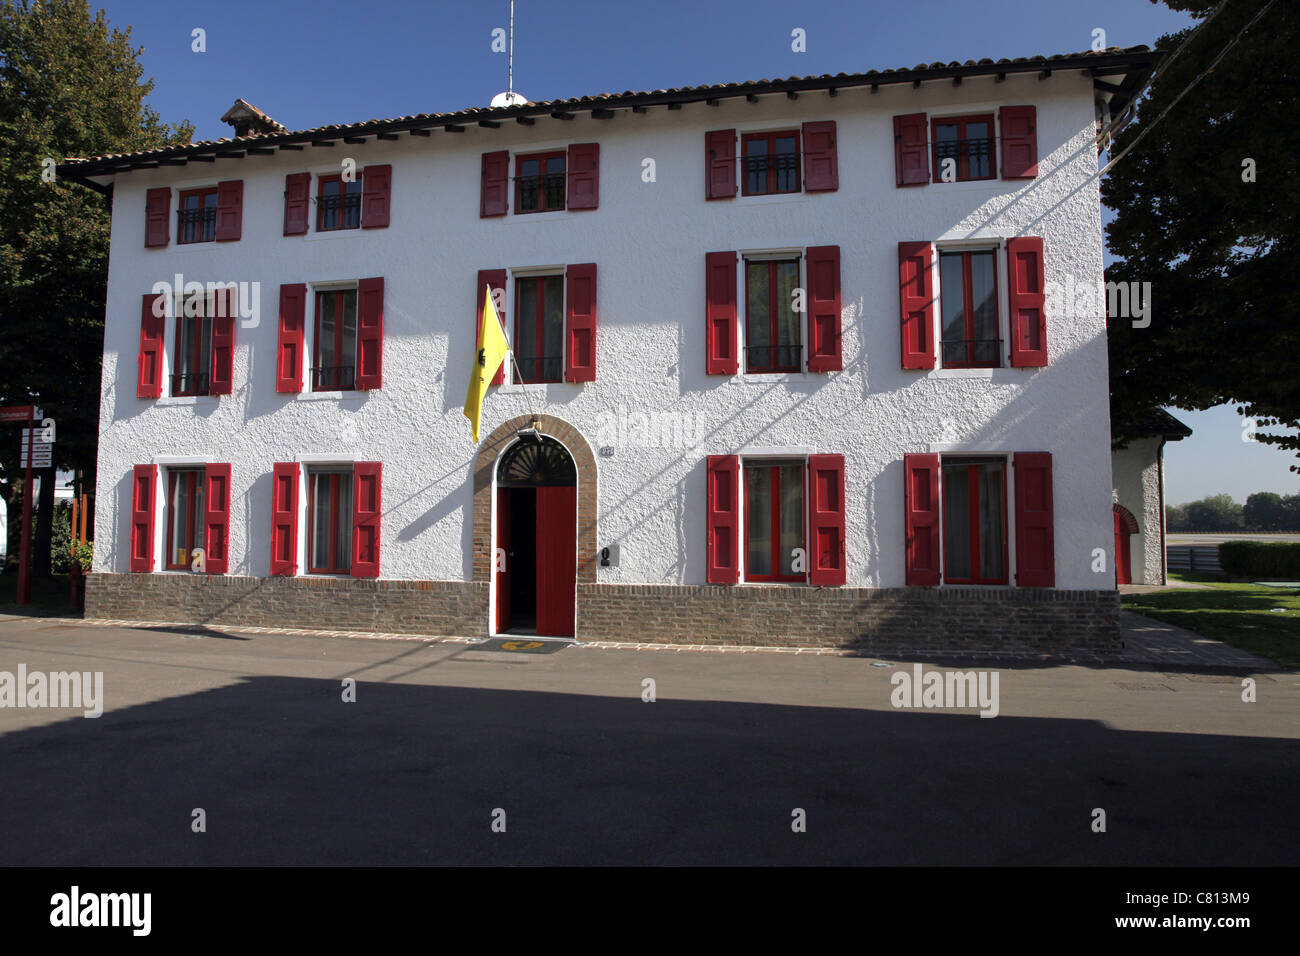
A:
88 68 1127 600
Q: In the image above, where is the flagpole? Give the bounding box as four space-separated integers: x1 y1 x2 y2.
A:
487 287 540 427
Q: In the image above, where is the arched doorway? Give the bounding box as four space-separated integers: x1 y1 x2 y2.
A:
1113 503 1139 585
495 435 577 637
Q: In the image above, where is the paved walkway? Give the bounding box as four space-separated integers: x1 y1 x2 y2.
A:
0 608 1282 671
1119 609 1278 670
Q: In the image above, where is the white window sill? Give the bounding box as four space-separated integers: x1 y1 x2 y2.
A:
929 367 1026 382
295 390 370 402
731 193 807 207
495 381 582 395
733 371 824 385
156 395 219 407
303 228 362 242
507 210 573 224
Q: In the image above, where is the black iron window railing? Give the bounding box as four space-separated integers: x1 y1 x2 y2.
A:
312 365 355 391
746 344 802 373
941 338 1002 368
177 207 216 244
514 355 563 384
744 152 800 192
516 173 566 212
316 193 361 231
933 137 993 179
171 372 210 396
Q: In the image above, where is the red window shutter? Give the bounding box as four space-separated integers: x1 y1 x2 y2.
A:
214 180 243 241
209 286 236 395
276 283 306 393
361 164 392 228
145 187 170 247
904 453 941 586
801 120 838 192
355 277 384 389
706 129 737 200
203 463 231 574
480 150 509 217
283 172 311 236
705 251 738 375
270 462 299 576
477 269 508 386
1007 237 1047 367
352 462 382 578
567 143 599 210
565 262 597 382
807 454 846 586
129 464 157 572
893 113 930 186
898 241 936 369
1014 452 1055 587
805 245 842 372
137 293 166 399
706 455 740 584
999 105 1038 179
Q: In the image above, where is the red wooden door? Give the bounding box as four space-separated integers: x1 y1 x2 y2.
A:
496 488 512 631
1113 511 1132 585
535 486 577 637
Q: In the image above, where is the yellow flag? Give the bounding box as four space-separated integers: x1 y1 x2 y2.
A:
463 285 510 442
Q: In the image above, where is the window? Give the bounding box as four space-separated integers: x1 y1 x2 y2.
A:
742 131 800 196
744 259 801 372
516 151 566 213
313 289 357 390
165 468 205 569
744 461 805 582
317 174 361 231
932 115 994 182
941 457 1007 584
939 249 1000 367
173 293 212 396
514 275 564 383
307 469 353 574
177 187 218 244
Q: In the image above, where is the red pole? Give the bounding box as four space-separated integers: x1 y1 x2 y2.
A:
17 406 34 605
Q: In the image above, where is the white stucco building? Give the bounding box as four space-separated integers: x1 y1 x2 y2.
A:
60 47 1160 653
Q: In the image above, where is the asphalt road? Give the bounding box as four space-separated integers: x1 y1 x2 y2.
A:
1167 533 1300 545
0 617 1296 866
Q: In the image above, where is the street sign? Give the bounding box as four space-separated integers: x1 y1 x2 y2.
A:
0 405 40 423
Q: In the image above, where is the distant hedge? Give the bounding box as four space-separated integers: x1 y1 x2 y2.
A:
1218 542 1300 580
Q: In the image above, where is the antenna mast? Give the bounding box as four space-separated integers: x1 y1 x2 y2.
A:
508 0 514 95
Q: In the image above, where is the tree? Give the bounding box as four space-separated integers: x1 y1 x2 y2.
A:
1243 491 1286 531
1105 0 1300 471
1183 494 1243 532
1165 502 1189 532
0 0 194 573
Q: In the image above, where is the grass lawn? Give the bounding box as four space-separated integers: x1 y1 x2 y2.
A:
1123 574 1300 669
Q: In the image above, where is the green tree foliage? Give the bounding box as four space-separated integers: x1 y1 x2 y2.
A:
0 0 193 569
1105 0 1299 470
1169 492 1300 532
1243 491 1286 532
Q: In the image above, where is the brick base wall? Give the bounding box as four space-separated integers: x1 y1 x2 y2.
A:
86 574 1120 656
576 584 1121 656
86 573 487 637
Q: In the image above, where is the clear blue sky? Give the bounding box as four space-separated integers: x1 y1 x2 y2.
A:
101 0 1297 503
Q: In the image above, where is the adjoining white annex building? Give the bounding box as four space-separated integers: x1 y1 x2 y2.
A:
60 47 1161 654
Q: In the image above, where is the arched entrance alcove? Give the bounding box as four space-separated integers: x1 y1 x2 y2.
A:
472 415 597 637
